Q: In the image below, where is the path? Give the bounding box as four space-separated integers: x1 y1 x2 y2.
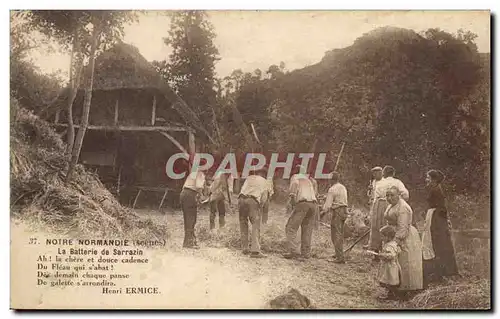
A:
11 205 398 309
139 205 397 309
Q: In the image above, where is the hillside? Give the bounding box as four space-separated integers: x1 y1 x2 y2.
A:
229 27 490 210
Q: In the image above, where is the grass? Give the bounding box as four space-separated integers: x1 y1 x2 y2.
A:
407 194 491 310
195 200 490 310
409 279 490 309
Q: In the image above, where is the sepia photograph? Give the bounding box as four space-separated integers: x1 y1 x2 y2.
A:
9 9 491 310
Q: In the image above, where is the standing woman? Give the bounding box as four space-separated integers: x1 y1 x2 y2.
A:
384 186 423 299
422 170 459 287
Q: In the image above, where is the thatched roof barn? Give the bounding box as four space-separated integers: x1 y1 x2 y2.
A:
50 42 207 210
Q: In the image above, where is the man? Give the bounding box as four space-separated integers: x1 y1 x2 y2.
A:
368 165 409 258
283 169 319 260
286 164 307 215
238 167 270 258
180 169 206 249
208 171 230 230
322 171 348 264
262 176 274 225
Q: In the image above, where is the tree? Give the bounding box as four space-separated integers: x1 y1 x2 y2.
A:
10 12 63 112
153 10 220 144
266 64 281 79
231 26 485 202
66 16 101 182
279 61 286 73
253 68 262 80
26 10 138 181
230 69 244 91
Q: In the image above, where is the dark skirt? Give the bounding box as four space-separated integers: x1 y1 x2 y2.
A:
423 208 459 285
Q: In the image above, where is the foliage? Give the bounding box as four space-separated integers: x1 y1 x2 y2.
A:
220 26 489 203
10 59 64 114
10 13 64 115
25 10 139 54
21 10 140 181
153 10 220 144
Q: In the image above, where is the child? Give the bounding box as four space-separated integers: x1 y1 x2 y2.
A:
376 225 402 300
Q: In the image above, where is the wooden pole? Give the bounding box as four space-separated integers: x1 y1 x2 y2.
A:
151 95 157 126
343 230 370 254
55 110 60 124
250 122 261 144
158 189 168 212
114 99 119 126
117 165 122 197
334 142 346 172
188 131 196 155
132 189 142 209
158 131 189 155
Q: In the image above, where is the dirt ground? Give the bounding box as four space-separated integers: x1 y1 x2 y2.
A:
13 199 488 309
11 202 408 309
136 202 401 309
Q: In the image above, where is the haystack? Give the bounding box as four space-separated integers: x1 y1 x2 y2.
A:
409 279 490 309
10 97 167 241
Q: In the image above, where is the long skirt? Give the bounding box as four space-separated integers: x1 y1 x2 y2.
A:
423 208 459 286
398 225 423 291
368 198 388 251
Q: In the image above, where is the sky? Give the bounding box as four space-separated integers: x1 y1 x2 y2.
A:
26 10 490 80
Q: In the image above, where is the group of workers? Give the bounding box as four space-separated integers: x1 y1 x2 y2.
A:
178 163 459 300
177 163 349 262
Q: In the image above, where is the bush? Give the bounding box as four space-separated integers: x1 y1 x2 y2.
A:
448 193 490 229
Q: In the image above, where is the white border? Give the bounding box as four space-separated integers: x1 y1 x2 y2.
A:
2 1 497 317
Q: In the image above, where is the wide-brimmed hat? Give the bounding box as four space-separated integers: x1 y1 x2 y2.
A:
371 166 383 172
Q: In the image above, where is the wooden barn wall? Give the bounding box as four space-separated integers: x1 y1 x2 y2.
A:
122 131 187 187
80 130 188 182
58 88 186 127
78 129 191 206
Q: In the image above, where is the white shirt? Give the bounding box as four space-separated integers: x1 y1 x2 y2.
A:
374 176 409 201
370 178 383 201
183 171 206 192
209 174 228 202
240 175 269 205
289 174 318 202
323 183 348 211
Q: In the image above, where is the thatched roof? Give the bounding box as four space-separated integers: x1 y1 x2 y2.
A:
58 42 214 143
80 41 163 91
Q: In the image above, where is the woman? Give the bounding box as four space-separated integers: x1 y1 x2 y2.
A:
422 170 459 287
368 166 409 260
384 186 423 298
